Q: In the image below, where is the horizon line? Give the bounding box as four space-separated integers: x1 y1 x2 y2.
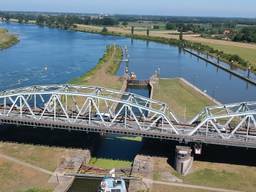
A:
0 9 256 20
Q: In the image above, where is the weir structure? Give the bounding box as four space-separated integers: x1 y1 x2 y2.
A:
0 84 256 149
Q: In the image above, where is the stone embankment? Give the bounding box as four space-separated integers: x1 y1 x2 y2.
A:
48 149 91 192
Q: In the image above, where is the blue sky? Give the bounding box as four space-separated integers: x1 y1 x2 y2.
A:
0 0 255 18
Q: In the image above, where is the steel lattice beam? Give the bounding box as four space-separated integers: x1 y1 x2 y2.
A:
0 84 256 148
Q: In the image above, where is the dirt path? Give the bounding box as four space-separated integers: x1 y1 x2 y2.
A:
0 153 53 175
143 178 243 192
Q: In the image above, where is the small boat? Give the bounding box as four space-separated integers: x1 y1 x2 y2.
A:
98 169 127 192
98 177 127 192
129 72 137 80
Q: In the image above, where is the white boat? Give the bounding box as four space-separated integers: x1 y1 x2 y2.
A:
98 169 127 192
98 176 127 192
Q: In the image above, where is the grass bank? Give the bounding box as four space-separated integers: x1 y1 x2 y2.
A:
182 162 256 192
89 157 132 169
203 42 256 66
153 78 215 122
0 28 19 49
70 44 124 90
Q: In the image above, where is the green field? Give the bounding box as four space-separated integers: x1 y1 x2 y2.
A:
183 167 256 192
205 43 256 67
153 78 215 122
88 157 132 169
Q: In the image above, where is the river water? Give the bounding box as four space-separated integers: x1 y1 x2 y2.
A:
0 22 256 191
0 22 256 103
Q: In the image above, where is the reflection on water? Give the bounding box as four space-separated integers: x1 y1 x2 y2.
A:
68 178 101 192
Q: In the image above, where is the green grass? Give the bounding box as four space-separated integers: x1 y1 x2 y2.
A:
153 79 215 121
205 43 256 67
0 142 76 172
153 171 161 181
0 161 16 180
89 157 132 169
183 168 249 191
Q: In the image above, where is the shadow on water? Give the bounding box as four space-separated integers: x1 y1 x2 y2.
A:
139 139 256 167
0 125 98 149
68 178 101 192
92 136 143 161
195 144 256 166
1 125 255 168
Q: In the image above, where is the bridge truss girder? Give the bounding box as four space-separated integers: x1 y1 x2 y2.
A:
0 85 255 148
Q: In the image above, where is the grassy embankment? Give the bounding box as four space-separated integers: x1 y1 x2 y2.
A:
185 35 256 67
0 142 83 192
153 78 215 122
72 24 256 71
70 44 123 89
182 161 256 192
152 152 256 192
0 28 19 49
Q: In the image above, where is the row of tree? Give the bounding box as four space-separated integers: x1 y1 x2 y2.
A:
0 12 118 28
232 27 256 43
165 22 237 33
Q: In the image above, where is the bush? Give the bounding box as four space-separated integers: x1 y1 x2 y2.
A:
102 27 108 33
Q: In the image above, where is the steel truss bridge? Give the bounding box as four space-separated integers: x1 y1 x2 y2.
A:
0 84 256 148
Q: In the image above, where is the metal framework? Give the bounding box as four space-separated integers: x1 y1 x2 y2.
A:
0 84 256 148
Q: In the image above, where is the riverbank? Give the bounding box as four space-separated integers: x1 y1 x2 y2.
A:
2 18 255 71
129 141 256 192
0 125 98 192
70 44 124 90
0 28 19 49
152 78 216 122
71 24 256 72
0 142 84 192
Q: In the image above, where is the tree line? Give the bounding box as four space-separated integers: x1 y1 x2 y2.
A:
0 12 118 28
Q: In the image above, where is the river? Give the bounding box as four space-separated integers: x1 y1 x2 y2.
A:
0 22 256 103
0 22 256 191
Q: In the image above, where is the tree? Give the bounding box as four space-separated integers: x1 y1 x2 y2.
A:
166 22 176 30
122 21 128 26
102 27 108 33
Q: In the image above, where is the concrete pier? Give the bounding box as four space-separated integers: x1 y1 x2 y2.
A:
174 146 193 176
184 48 256 86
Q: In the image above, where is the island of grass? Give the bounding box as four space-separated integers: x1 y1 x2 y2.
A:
153 78 217 122
0 28 19 49
70 44 124 90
